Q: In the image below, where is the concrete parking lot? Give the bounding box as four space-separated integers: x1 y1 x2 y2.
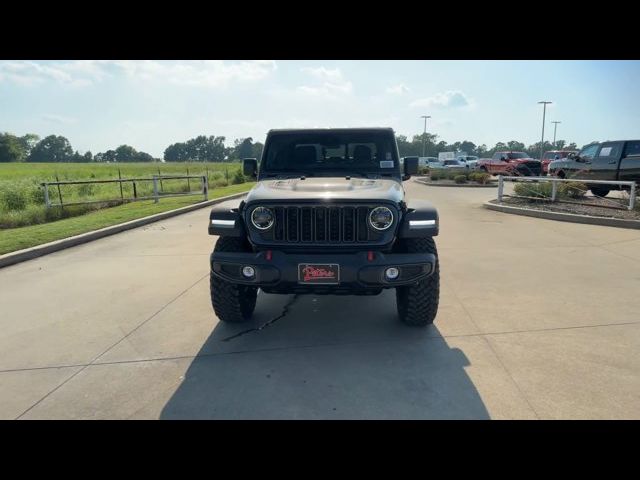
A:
1 180 639 419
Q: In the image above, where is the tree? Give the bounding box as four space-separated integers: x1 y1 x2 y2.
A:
164 135 228 162
27 135 74 162
0 133 27 162
137 151 154 162
83 151 93 162
234 138 255 160
115 145 138 162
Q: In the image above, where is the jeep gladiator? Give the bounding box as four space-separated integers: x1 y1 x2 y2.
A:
208 128 440 326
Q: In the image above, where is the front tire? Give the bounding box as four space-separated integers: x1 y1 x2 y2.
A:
210 237 258 323
395 237 440 326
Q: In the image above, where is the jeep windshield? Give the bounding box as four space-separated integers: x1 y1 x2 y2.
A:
261 131 399 177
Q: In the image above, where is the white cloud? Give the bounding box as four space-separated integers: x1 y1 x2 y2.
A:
297 66 353 98
0 60 105 87
0 60 277 88
386 84 410 95
41 113 78 124
107 60 276 87
410 90 471 108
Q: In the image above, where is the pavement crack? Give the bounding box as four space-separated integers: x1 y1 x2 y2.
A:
221 294 300 342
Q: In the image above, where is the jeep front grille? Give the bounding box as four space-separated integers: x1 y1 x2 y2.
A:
250 205 394 245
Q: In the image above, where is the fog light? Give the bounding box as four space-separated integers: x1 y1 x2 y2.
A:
385 267 400 280
242 266 256 278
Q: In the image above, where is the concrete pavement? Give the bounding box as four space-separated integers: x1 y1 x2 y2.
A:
1 180 639 419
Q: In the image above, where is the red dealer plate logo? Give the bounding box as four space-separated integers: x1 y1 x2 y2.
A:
298 264 340 285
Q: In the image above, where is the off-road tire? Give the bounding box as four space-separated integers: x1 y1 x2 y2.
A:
210 236 258 323
395 237 440 326
590 187 610 197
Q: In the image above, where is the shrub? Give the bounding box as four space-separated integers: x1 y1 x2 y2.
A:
560 182 587 199
429 172 440 181
418 167 430 176
1 187 28 212
454 175 468 184
211 179 229 188
473 172 491 184
231 169 245 185
513 182 553 198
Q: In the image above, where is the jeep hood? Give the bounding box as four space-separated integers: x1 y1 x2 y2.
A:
245 177 404 203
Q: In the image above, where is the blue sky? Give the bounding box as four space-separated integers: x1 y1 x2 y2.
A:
1 60 639 157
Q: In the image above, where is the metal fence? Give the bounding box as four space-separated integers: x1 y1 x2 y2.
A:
41 175 209 209
497 176 637 211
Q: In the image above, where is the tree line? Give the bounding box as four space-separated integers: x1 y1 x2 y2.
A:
397 133 582 160
0 132 265 164
2 130 586 164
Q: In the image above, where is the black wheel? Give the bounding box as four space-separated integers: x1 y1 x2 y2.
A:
395 237 440 327
590 187 610 197
210 236 258 323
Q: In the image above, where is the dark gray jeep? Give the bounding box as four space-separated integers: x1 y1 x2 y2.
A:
208 128 440 326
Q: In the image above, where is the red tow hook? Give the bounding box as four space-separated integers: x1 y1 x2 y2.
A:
367 251 374 262
266 250 272 261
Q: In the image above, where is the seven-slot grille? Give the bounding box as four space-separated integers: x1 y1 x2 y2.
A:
255 205 391 244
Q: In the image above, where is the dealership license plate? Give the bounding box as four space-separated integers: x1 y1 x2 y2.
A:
298 263 340 285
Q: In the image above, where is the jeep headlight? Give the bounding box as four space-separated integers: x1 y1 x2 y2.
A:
369 206 394 231
251 206 274 230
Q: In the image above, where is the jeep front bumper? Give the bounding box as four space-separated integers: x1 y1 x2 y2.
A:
211 250 436 291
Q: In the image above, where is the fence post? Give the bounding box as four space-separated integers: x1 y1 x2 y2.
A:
203 175 209 201
629 182 636 211
118 168 124 204
551 179 558 202
55 174 64 210
43 183 51 208
153 176 159 204
133 182 137 199
498 175 504 202
186 167 191 192
158 167 164 192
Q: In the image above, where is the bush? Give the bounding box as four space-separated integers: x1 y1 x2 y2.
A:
560 182 587 199
1 187 28 212
472 172 491 184
513 182 554 198
231 169 245 185
454 175 468 184
429 172 440 181
211 179 229 188
418 167 430 176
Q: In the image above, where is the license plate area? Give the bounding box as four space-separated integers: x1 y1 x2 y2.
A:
298 263 340 285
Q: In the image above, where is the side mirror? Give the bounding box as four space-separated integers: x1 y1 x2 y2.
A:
243 158 258 177
403 157 419 180
500 156 507 162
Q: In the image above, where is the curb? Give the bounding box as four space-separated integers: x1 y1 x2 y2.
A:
483 201 640 230
0 192 248 269
414 179 498 188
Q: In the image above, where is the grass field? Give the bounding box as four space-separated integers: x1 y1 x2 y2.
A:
0 182 254 255
0 162 246 229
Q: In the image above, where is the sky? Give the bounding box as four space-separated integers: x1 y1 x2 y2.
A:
1 60 639 158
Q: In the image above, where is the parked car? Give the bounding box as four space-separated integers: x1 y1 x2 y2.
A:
457 155 479 170
441 159 469 172
418 156 440 168
209 127 440 327
541 150 578 174
548 140 640 196
477 151 542 176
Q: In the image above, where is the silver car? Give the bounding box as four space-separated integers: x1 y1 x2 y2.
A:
441 159 469 172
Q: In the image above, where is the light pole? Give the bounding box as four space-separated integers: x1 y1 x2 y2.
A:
538 101 552 161
421 115 431 157
551 121 561 147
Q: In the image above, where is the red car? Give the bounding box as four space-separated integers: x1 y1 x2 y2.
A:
541 150 578 174
477 151 542 176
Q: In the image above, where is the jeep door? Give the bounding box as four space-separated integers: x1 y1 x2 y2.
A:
568 143 599 179
619 140 640 184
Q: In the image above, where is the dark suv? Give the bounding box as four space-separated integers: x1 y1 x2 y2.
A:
208 128 440 326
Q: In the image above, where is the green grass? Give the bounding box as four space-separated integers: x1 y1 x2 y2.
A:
0 162 247 228
0 182 254 255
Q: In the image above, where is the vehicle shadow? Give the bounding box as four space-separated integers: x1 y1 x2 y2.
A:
160 290 490 419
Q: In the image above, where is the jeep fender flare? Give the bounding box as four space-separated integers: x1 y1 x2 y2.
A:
398 199 439 238
208 199 246 236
